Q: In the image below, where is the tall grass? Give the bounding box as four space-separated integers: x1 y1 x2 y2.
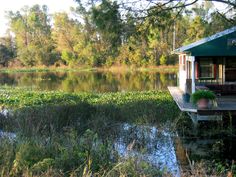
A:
1 87 233 176
0 87 179 135
0 87 180 176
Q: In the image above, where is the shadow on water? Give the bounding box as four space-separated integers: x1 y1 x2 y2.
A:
0 71 177 92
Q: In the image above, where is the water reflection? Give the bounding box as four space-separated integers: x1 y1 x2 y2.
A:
109 122 236 176
113 123 180 176
0 71 177 92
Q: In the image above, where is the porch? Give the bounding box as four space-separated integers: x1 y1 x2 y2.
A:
181 56 236 95
168 87 236 116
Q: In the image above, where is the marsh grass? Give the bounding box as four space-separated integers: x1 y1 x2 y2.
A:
0 128 168 177
0 87 181 176
0 87 179 135
1 87 234 176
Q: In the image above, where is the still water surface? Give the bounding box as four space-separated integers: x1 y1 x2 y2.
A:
0 71 177 92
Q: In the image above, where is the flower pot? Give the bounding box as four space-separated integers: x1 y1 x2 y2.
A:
182 93 190 102
197 98 209 109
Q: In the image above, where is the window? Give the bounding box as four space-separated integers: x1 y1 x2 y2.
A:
225 57 236 82
199 58 214 79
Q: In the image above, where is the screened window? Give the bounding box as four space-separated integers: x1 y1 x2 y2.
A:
199 58 214 79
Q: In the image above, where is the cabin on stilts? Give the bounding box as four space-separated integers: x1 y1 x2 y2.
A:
168 26 236 123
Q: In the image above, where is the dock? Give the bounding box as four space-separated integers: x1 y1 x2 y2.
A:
168 87 236 122
168 87 197 113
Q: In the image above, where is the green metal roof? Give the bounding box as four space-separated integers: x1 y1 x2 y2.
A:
175 26 236 56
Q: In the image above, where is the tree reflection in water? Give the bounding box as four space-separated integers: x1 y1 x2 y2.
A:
0 71 177 92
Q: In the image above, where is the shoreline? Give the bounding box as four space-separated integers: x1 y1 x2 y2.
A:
0 65 178 73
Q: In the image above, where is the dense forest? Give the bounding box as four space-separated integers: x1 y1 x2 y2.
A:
0 0 235 67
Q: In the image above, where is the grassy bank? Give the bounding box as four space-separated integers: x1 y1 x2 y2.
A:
0 67 95 73
0 65 178 73
0 87 180 176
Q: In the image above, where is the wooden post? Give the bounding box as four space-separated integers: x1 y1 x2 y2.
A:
223 57 225 83
191 56 195 93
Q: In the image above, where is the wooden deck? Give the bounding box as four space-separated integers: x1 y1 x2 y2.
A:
168 87 236 114
168 87 197 113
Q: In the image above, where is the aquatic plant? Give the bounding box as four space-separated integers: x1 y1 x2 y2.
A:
0 87 179 135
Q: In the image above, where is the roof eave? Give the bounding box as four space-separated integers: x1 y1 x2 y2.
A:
173 26 236 54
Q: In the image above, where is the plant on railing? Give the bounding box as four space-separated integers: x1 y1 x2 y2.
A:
191 90 216 109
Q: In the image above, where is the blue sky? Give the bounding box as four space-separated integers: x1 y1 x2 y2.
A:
0 0 78 36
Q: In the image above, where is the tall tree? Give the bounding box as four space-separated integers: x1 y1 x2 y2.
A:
0 32 16 66
91 0 122 55
52 12 82 65
7 5 54 66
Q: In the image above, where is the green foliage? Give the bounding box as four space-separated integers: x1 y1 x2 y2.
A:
61 50 77 66
191 90 216 104
0 87 179 136
52 12 82 66
7 5 54 66
11 141 47 176
91 0 122 51
184 16 208 45
160 55 167 65
4 2 235 68
31 158 55 174
0 44 14 66
0 34 15 67
0 129 110 176
0 128 167 176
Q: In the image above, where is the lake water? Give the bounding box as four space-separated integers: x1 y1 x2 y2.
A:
0 71 177 92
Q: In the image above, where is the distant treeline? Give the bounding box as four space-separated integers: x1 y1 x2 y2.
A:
0 1 235 67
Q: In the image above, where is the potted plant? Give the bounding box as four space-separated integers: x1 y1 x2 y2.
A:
191 90 216 109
